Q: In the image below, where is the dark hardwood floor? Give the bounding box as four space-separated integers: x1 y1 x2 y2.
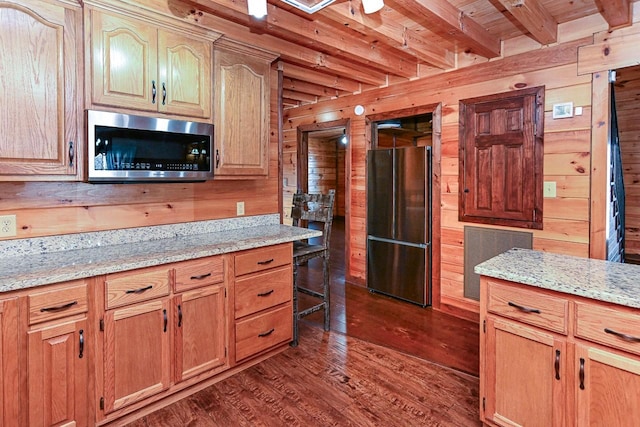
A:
127 217 481 426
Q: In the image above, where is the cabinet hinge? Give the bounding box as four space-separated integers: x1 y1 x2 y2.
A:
225 347 227 357
99 318 104 332
482 397 486 411
100 397 104 410
225 288 227 298
483 319 486 333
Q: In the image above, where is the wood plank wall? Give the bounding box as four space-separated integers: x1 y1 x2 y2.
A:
0 68 281 240
614 65 640 258
283 19 607 315
307 137 346 217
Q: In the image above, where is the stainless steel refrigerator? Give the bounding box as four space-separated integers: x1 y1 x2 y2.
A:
366 146 431 306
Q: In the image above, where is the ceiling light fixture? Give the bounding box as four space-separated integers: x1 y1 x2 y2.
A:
362 0 384 14
248 0 267 18
280 0 335 13
340 130 347 145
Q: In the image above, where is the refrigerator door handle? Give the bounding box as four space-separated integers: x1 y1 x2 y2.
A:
367 235 429 249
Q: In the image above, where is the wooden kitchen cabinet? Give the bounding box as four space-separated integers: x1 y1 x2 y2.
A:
481 276 640 427
233 244 293 363
0 0 83 180
88 8 212 119
214 40 278 178
0 297 19 426
27 280 90 427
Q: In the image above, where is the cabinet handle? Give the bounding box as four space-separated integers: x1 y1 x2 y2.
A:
554 349 560 380
190 273 212 280
258 328 275 337
152 80 157 104
257 258 274 265
216 149 220 168
507 301 541 314
178 304 183 327
79 329 84 359
40 300 78 312
125 285 153 294
257 289 274 297
163 309 168 333
604 328 640 343
579 358 585 390
162 82 166 105
68 141 74 168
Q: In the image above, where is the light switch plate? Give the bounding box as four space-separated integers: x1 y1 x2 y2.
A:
236 201 245 216
544 182 557 198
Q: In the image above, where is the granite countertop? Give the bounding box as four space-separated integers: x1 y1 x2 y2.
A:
0 214 321 293
475 248 640 309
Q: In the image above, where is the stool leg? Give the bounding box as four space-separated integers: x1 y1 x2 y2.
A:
291 261 299 347
322 254 330 332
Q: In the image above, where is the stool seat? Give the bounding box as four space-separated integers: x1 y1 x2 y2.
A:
290 189 335 346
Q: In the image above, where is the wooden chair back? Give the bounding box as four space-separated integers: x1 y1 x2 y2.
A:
291 189 336 251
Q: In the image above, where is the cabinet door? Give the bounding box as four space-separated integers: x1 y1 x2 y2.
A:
483 316 566 427
215 50 270 177
0 298 19 426
90 10 158 111
103 299 170 413
174 285 226 382
576 345 640 426
158 31 212 119
0 0 81 179
28 318 88 427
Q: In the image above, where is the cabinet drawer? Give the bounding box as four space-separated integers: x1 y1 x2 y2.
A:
105 265 170 309
174 255 225 292
487 281 568 334
235 304 292 362
28 281 88 325
575 302 640 356
234 244 291 277
235 265 292 319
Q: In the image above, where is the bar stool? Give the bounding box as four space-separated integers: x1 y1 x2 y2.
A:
290 189 335 346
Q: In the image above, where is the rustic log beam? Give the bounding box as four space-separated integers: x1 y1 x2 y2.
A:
283 89 318 103
281 62 362 92
387 0 501 58
319 0 455 69
496 0 557 45
595 0 632 30
282 77 350 98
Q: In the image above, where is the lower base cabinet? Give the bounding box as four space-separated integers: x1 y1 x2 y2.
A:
480 277 640 427
0 297 19 426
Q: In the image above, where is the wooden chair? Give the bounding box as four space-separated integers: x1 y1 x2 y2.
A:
290 189 336 346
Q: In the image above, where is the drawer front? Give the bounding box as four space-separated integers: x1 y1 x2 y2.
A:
234 243 291 277
575 302 640 356
487 281 568 334
28 281 88 325
174 255 225 292
105 265 171 309
235 304 293 362
235 265 292 319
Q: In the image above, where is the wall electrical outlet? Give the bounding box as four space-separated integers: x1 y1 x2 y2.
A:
0 215 17 238
236 201 245 216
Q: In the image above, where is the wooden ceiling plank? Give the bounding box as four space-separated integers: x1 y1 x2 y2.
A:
193 0 418 77
387 0 502 58
282 62 362 92
283 98 302 107
496 0 557 45
185 0 389 86
594 0 632 30
321 0 455 69
282 77 349 97
283 89 319 102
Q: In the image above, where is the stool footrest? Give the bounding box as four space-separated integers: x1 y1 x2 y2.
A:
298 302 328 319
297 286 324 299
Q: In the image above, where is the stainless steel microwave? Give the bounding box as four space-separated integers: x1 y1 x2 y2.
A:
87 110 214 183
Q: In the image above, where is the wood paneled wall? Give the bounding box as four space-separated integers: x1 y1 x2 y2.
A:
614 65 640 257
283 23 604 314
0 68 281 240
307 137 346 217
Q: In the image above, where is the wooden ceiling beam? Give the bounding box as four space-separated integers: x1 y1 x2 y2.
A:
320 0 455 69
387 0 501 58
281 62 362 92
283 98 302 107
184 0 389 86
282 77 350 98
282 89 318 103
496 0 557 45
595 0 632 30
193 0 418 78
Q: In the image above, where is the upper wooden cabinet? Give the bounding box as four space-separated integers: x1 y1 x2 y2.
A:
214 40 278 178
0 0 83 181
87 7 214 120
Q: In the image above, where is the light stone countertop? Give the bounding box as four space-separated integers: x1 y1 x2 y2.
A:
0 214 321 293
475 248 640 309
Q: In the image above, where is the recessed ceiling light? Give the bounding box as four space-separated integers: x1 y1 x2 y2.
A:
280 0 335 14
